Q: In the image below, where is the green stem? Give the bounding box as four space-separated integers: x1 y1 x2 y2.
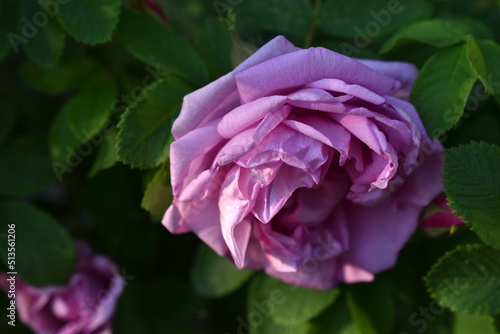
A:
304 0 322 48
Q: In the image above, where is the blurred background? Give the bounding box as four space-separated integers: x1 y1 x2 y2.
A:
1 0 500 333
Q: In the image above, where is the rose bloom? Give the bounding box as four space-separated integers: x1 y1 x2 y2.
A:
163 36 444 289
0 242 124 334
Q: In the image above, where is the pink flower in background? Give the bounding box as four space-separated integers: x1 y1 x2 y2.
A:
421 193 464 229
163 36 444 289
0 242 124 334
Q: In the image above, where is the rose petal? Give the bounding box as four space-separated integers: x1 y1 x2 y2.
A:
396 146 444 207
252 164 317 223
340 146 444 277
286 179 346 227
217 96 288 138
238 125 329 172
86 275 124 331
356 59 418 98
163 203 190 234
170 120 223 196
164 200 229 256
339 200 420 277
283 115 351 164
172 36 299 138
178 169 217 202
216 106 291 166
305 78 386 105
385 96 428 140
235 47 401 103
219 167 256 267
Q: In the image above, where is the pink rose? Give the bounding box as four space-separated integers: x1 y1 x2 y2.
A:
0 242 124 334
421 193 464 229
163 36 444 289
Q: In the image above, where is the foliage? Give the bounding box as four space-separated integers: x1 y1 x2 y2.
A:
1 0 500 333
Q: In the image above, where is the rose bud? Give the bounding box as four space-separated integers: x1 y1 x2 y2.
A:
421 193 464 235
0 242 124 334
163 36 444 289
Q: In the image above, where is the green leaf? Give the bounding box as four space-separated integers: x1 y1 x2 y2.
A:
48 104 82 170
112 291 150 334
194 19 232 81
0 137 57 197
116 76 193 168
410 44 478 138
117 9 208 86
0 1 22 62
248 274 339 327
425 244 500 315
251 318 312 334
230 32 260 68
22 0 66 68
19 59 98 94
477 40 500 95
494 315 500 332
465 36 492 93
0 96 17 146
141 164 172 217
49 72 117 167
234 0 313 43
308 293 362 334
57 0 120 45
0 201 75 286
453 313 497 334
381 17 493 53
318 0 432 38
88 128 118 178
190 243 253 298
138 278 206 334
346 278 395 334
444 142 500 249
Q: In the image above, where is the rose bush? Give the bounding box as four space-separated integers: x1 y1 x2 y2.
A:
0 242 124 334
163 36 444 289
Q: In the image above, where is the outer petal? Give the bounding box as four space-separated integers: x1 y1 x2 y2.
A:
339 199 420 281
266 258 338 290
235 47 401 103
170 120 224 196
356 59 418 98
385 96 428 141
397 144 444 207
163 202 190 234
339 146 444 280
172 36 299 138
162 198 228 256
